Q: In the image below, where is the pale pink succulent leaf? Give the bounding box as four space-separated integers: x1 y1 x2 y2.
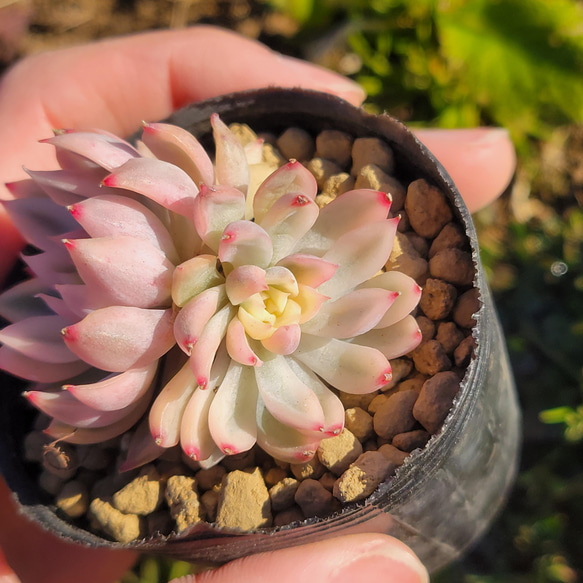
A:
318 218 399 300
64 236 174 309
208 361 258 455
295 334 392 394
244 138 265 165
0 345 89 383
358 271 423 328
69 195 179 264
23 248 78 287
56 284 111 318
193 184 246 252
218 220 273 269
61 306 175 372
172 254 224 307
225 265 268 306
294 284 329 324
5 179 46 200
264 266 299 295
37 294 80 322
103 158 198 219
197 447 226 469
254 351 325 433
286 358 345 437
119 416 165 472
65 362 158 411
180 385 217 461
3 198 79 251
253 160 317 223
261 324 301 355
41 132 140 171
256 396 321 464
237 303 274 341
300 288 398 338
276 253 338 288
257 193 319 263
142 122 215 185
0 314 77 364
353 315 423 359
225 316 263 366
174 285 227 355
0 279 55 322
211 113 250 194
149 360 197 448
189 305 234 389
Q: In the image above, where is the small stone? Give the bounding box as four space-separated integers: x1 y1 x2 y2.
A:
453 288 481 329
344 407 374 443
264 466 289 487
262 142 286 167
290 456 325 480
385 231 429 283
429 249 474 287
294 479 337 518
378 444 409 466
229 122 258 146
316 129 353 167
165 475 204 532
380 359 413 392
436 322 465 354
89 498 141 543
419 278 458 320
201 489 220 523
269 477 299 512
416 315 436 342
429 222 467 258
394 377 426 394
216 468 272 531
413 371 461 433
351 139 394 177
23 431 50 463
221 448 256 471
112 465 163 516
276 127 315 161
454 334 477 367
368 393 389 415
322 172 355 198
318 472 337 491
373 390 418 440
77 446 111 471
392 430 431 452
412 339 452 376
333 451 395 503
38 470 64 496
354 164 406 210
146 510 174 537
405 179 453 238
42 442 78 480
273 506 304 527
405 232 429 258
317 429 363 475
195 465 226 491
56 480 89 518
307 157 342 189
338 390 379 411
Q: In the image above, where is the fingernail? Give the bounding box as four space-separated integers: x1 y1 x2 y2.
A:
415 127 510 146
327 540 428 583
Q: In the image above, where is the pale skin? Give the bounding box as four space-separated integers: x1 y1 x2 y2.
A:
0 26 516 583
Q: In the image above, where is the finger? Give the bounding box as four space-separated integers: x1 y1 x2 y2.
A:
0 477 137 583
172 534 428 583
0 26 365 187
0 544 21 583
414 127 516 213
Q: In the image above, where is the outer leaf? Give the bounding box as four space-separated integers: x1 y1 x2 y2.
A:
353 315 422 360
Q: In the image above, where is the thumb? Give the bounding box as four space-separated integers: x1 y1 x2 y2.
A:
171 534 429 583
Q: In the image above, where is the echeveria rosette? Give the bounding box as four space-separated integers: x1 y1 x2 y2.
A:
0 114 422 470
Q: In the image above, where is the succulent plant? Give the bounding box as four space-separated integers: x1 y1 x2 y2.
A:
0 114 422 470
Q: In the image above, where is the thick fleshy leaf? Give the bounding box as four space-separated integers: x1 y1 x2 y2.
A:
62 306 175 372
69 195 179 264
0 279 55 322
261 324 301 355
276 254 338 288
208 361 258 455
103 158 198 218
318 219 399 300
189 305 234 389
295 334 392 394
294 284 329 324
211 113 250 195
23 248 78 287
64 236 174 309
56 284 111 318
141 122 214 185
174 285 226 355
149 361 197 447
65 362 158 411
225 316 263 366
254 352 325 433
244 138 264 165
257 193 319 263
193 184 246 252
353 315 423 360
0 314 77 363
218 220 273 269
0 345 89 383
37 294 79 322
358 271 423 328
5 179 46 200
172 255 223 307
300 288 398 339
225 265 268 306
256 397 321 464
3 198 78 251
197 447 226 469
253 160 317 223
180 385 216 460
41 132 139 170
119 416 165 472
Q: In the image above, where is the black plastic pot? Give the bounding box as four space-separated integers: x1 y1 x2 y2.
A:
0 88 520 572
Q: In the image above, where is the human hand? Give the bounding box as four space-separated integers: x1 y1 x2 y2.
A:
0 25 515 583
